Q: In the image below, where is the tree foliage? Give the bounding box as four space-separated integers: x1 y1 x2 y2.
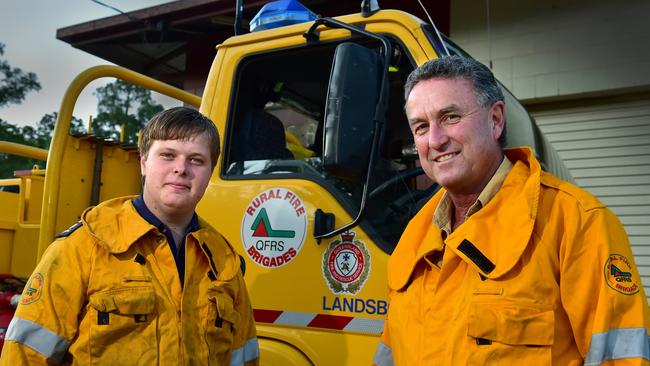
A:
0 113 84 178
26 112 85 148
92 79 163 144
0 43 41 108
37 112 85 147
0 118 43 178
0 42 44 178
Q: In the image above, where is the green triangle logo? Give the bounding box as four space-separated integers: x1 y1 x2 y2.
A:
250 208 295 238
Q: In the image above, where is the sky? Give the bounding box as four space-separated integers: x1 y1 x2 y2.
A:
0 0 174 128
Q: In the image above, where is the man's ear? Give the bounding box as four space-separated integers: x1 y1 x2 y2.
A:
489 100 506 141
140 154 147 176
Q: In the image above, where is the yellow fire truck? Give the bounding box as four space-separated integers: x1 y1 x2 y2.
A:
0 1 572 363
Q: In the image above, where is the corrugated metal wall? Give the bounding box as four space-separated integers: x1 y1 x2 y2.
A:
532 99 650 301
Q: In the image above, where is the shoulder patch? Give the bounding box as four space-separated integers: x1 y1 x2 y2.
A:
604 253 640 295
20 273 44 305
56 220 83 238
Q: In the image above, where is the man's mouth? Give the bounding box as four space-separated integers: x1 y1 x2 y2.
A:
166 183 190 190
434 152 458 163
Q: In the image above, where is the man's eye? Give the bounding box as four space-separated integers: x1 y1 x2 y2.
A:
160 152 173 159
190 157 204 165
413 124 428 135
442 114 461 125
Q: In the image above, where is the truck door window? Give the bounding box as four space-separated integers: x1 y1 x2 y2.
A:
224 40 421 252
225 81 321 176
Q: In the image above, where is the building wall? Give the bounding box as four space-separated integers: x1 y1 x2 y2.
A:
449 0 650 100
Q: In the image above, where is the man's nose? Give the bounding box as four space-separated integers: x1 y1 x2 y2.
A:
428 122 449 150
173 159 189 175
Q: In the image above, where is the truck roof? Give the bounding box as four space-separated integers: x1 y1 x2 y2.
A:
219 10 425 49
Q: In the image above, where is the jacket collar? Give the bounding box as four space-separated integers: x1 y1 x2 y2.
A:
82 196 153 254
132 195 200 248
81 196 241 281
388 147 541 290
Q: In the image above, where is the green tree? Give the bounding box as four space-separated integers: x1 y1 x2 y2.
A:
0 113 84 178
0 43 41 108
29 112 85 148
0 119 41 178
92 79 163 144
0 42 43 179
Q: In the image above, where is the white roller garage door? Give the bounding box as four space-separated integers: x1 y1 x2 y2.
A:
532 99 650 302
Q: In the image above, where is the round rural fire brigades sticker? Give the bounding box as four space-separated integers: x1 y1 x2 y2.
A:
322 231 371 295
242 188 307 268
604 253 640 295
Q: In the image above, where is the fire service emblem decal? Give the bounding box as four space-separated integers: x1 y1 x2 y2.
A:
322 231 371 295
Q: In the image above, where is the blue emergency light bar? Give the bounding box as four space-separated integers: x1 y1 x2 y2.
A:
249 0 317 32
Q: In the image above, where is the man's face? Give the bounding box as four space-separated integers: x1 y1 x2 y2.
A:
406 77 505 195
140 133 213 218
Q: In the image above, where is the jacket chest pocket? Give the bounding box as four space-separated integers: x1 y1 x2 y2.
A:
467 302 554 366
87 286 158 364
204 292 240 364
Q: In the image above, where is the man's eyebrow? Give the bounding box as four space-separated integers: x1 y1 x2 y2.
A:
408 116 423 125
188 152 208 158
407 104 463 125
439 104 462 114
156 147 207 159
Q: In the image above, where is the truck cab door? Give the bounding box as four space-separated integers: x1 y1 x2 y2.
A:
197 22 429 364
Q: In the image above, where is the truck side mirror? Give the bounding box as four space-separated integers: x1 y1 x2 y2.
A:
322 42 382 182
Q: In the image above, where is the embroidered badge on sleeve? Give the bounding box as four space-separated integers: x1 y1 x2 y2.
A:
604 254 640 295
20 273 44 305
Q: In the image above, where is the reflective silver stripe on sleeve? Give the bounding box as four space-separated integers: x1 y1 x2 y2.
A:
5 316 70 363
584 327 650 365
373 341 394 366
230 337 260 366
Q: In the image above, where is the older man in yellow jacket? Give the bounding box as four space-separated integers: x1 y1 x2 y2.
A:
374 56 650 365
1 107 259 365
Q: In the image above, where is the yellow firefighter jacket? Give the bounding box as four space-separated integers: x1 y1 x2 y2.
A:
374 147 650 366
1 196 259 365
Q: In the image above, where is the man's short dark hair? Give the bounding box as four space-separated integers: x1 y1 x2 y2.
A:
404 56 506 146
139 107 220 170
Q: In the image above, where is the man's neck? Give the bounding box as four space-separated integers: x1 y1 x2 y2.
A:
448 154 504 230
155 211 192 250
142 195 193 240
449 194 479 230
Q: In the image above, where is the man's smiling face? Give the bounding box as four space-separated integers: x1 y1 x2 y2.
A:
406 77 505 195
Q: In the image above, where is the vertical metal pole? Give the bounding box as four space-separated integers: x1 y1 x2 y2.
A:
486 0 492 69
90 141 103 206
234 0 244 35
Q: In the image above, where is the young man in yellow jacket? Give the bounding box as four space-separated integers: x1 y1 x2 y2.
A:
374 56 650 365
1 107 259 365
